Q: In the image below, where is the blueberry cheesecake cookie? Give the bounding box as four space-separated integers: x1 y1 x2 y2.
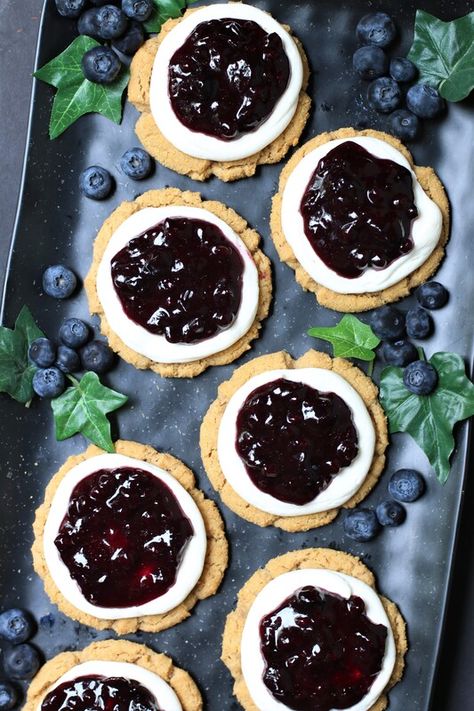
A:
200 350 387 531
32 440 228 634
128 2 311 181
271 127 450 312
222 548 406 711
24 639 202 711
84 188 271 377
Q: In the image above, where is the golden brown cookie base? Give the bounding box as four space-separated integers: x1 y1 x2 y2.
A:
32 440 228 634
24 639 202 711
270 127 450 312
200 349 387 531
84 188 272 377
128 10 311 182
222 548 407 711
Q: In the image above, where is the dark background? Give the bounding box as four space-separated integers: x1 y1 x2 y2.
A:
0 1 473 709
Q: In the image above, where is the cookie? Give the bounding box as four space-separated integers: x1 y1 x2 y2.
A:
32 440 228 634
200 350 387 531
222 548 407 711
84 188 272 378
128 4 311 182
270 127 450 312
24 639 202 711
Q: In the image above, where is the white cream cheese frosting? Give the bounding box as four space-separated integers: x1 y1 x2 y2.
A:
217 367 375 517
37 661 182 711
96 205 259 363
43 453 207 620
149 2 304 161
281 136 443 294
241 568 396 711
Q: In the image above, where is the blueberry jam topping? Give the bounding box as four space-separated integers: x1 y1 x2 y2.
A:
260 585 388 711
111 217 244 344
41 675 163 711
235 378 358 505
54 467 194 608
168 18 290 141
300 141 418 279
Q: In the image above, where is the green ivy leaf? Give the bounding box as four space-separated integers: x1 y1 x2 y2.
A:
145 0 197 33
51 372 128 452
0 306 45 405
307 315 380 361
380 353 474 484
34 35 129 139
407 10 474 102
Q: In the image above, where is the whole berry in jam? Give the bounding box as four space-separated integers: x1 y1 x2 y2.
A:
370 305 405 340
32 367 66 399
54 0 87 18
42 265 77 299
112 20 145 55
416 282 449 310
56 345 81 374
352 46 388 81
82 47 122 85
28 338 56 368
80 165 114 200
356 12 396 48
381 339 418 367
121 0 153 22
376 500 406 527
119 147 153 180
367 77 402 113
59 318 90 349
343 508 380 542
80 340 115 374
94 5 128 39
0 682 18 711
0 609 34 645
403 360 438 395
389 469 426 502
3 644 41 680
389 57 417 83
389 109 420 142
406 83 445 119
406 306 433 339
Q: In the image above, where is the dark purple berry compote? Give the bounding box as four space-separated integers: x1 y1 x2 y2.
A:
54 467 194 608
260 585 388 711
41 675 163 711
168 18 290 140
111 217 244 344
235 378 358 505
300 141 418 278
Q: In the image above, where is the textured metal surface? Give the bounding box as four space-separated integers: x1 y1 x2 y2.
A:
1 1 474 709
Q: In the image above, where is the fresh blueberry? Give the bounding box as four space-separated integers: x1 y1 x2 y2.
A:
112 20 145 55
406 83 445 119
3 644 41 680
77 8 101 38
403 360 438 395
54 0 87 17
343 508 380 542
406 306 433 339
80 340 115 374
28 338 56 368
32 368 66 399
381 339 418 367
389 109 420 142
376 500 406 527
59 318 90 348
121 0 153 21
356 12 396 48
42 265 77 299
95 4 128 39
389 57 417 83
0 682 18 711
367 77 402 113
82 47 122 85
370 305 405 340
389 468 426 502
120 147 153 180
0 609 34 645
352 46 388 81
56 345 81 374
416 281 449 310
79 165 114 200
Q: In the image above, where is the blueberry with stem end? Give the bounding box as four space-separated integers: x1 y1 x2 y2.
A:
42 265 77 299
356 12 396 48
59 318 90 348
406 83 445 119
3 644 41 680
80 165 114 200
82 47 122 85
406 307 433 339
416 282 449 310
32 368 66 399
0 609 35 645
120 147 153 180
389 469 426 502
343 508 380 541
389 109 420 142
80 340 115 374
121 0 153 22
403 360 438 395
376 500 406 527
0 683 19 711
95 4 128 39
367 77 402 113
370 305 405 340
29 338 56 368
55 0 87 18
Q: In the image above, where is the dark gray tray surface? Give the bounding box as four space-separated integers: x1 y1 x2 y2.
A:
1 1 474 710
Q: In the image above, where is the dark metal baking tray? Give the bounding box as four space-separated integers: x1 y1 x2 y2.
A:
1 0 473 709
